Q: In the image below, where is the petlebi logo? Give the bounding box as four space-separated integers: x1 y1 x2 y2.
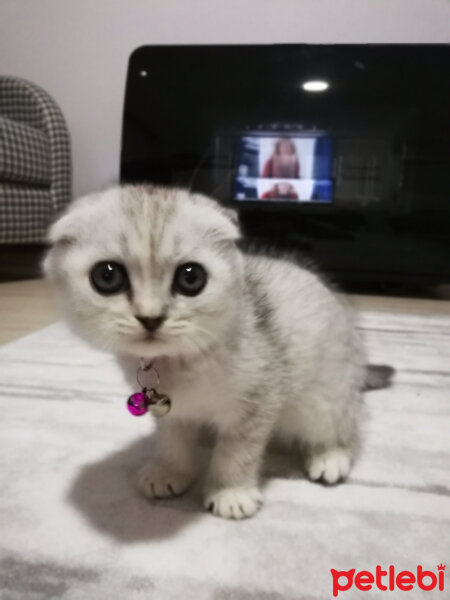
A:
330 564 445 597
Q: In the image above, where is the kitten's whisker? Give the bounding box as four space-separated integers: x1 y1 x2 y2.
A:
188 146 213 193
192 324 220 345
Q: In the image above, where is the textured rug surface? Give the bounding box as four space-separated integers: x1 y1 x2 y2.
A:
0 309 449 599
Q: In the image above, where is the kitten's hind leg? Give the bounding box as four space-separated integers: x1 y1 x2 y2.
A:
300 386 359 485
277 381 360 485
305 446 351 484
138 419 198 499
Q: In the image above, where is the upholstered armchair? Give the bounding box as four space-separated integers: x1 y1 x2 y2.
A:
0 76 71 244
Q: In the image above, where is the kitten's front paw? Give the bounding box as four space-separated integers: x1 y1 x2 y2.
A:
138 462 193 499
204 486 263 520
306 447 351 485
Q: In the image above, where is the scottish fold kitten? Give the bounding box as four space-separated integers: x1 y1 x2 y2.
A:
44 185 385 520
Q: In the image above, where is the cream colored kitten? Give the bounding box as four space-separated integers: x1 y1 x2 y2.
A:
45 185 371 520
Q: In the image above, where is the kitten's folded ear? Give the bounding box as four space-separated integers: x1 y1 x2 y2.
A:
43 193 98 278
47 193 96 247
207 207 241 243
47 208 78 247
214 206 240 241
220 207 239 228
190 194 241 243
43 203 81 279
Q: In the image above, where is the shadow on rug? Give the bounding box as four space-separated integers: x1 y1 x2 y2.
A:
67 435 204 542
67 433 307 542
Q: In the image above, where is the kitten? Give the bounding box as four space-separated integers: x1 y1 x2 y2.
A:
45 185 372 520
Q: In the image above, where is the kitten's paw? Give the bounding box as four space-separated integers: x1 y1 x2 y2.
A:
137 462 192 499
306 447 351 485
204 486 263 520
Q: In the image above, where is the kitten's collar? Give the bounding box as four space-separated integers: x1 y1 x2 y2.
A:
138 358 159 385
126 358 171 418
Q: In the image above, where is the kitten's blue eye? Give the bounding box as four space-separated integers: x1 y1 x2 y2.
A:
90 261 129 295
173 263 207 296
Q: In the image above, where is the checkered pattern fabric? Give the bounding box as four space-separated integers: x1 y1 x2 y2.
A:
0 77 71 243
0 186 53 243
0 117 50 185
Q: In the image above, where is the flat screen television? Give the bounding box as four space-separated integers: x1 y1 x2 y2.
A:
121 44 450 292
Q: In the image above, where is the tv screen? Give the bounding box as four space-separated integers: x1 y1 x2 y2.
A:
234 134 333 203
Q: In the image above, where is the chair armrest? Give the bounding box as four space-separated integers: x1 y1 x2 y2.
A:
0 76 72 214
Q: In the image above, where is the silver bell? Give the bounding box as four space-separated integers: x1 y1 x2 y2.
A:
148 392 171 418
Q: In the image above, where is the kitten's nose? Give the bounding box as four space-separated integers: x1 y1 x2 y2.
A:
135 315 165 333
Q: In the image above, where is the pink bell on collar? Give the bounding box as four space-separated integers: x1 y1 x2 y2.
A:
127 390 150 417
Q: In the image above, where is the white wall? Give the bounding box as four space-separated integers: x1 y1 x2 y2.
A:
1 0 449 198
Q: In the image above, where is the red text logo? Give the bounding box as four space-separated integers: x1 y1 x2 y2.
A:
330 564 445 597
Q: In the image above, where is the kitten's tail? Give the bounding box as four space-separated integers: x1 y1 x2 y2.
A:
364 364 395 391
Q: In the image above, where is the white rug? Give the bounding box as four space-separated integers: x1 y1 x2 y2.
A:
0 309 449 599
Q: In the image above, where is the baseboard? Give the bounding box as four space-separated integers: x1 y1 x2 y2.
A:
0 244 48 281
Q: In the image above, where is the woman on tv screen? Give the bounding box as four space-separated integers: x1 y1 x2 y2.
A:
262 138 300 178
261 182 299 200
